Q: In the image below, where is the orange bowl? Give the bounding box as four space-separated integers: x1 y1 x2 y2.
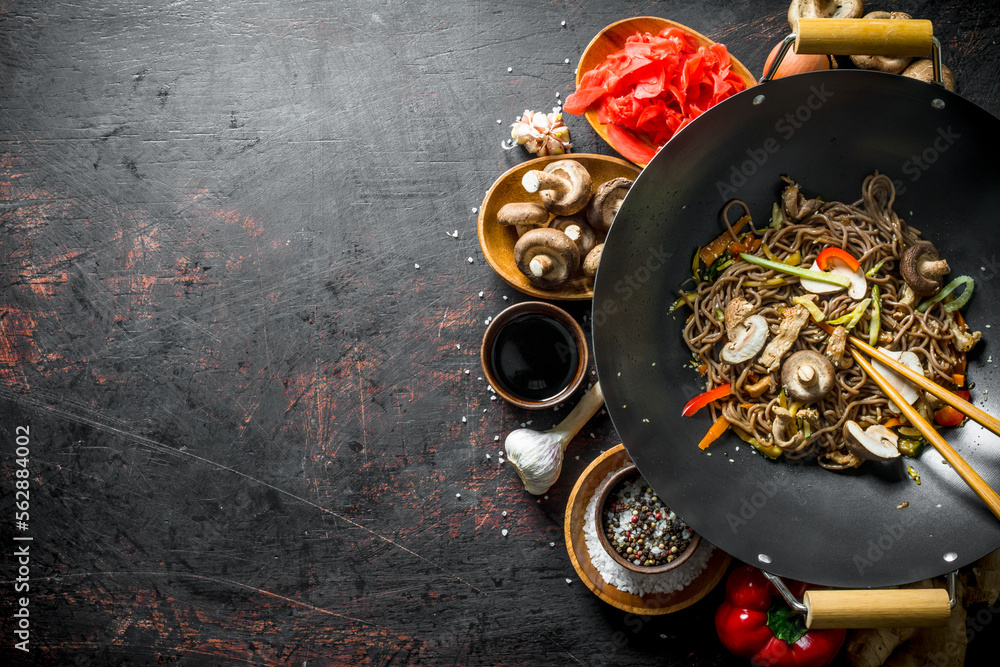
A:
477 154 640 300
574 17 757 167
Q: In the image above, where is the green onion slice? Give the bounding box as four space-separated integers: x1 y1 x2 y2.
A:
739 253 851 287
917 275 975 313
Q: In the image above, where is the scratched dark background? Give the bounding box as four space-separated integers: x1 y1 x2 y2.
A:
2 0 999 665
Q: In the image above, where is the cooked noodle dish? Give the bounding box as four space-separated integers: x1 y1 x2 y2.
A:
674 173 980 469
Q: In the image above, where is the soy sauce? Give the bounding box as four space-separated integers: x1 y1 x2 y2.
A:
489 313 579 401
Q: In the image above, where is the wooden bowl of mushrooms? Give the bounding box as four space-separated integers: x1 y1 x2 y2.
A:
478 154 641 300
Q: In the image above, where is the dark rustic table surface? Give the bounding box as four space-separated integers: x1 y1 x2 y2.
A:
3 1 1000 665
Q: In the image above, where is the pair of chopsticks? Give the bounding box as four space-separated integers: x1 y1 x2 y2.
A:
846 333 1000 521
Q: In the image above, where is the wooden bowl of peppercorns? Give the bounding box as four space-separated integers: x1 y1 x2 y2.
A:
594 463 702 574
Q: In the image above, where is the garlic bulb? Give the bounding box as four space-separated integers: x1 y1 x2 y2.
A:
505 382 604 495
510 110 572 156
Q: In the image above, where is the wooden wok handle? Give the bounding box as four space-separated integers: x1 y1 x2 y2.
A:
795 18 934 57
803 589 951 628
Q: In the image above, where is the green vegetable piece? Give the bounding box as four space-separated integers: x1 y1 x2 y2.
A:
769 202 783 229
739 253 851 287
827 297 872 330
898 438 925 457
865 258 887 277
869 284 882 346
917 275 975 313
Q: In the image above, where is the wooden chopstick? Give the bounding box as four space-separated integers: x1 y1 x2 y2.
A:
851 349 1000 521
846 332 1000 438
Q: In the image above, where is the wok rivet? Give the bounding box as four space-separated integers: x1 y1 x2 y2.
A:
752 94 765 106
932 98 946 110
758 553 772 564
944 551 958 562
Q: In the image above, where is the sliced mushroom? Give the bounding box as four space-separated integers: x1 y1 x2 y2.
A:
902 59 956 93
844 420 901 461
788 0 864 29
521 159 593 216
587 177 633 231
781 349 836 402
513 227 581 288
871 347 924 413
759 305 811 371
851 12 914 74
496 202 549 237
772 407 805 450
721 314 769 364
582 243 603 278
549 215 596 256
799 257 868 300
900 242 950 296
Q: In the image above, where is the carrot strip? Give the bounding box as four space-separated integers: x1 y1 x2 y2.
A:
698 416 730 450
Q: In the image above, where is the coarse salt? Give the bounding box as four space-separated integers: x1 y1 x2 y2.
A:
502 529 509 536
583 467 714 595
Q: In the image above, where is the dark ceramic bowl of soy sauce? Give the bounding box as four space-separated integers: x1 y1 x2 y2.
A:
480 301 588 409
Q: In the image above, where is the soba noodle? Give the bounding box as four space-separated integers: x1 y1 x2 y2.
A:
681 173 977 470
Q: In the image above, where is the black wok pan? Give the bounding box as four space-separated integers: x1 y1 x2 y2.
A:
592 19 1000 601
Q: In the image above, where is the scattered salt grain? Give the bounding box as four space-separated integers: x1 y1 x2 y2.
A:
502 295 508 301
502 511 507 517
550 542 555 547
507 67 513 73
498 457 504 464
494 435 500 441
496 119 502 124
461 416 467 423
456 493 462 498
564 58 570 64
486 454 491 459
479 291 484 298
560 20 566 26
502 529 509 536
457 344 461 349
467 257 474 264
464 369 470 375
471 208 477 213
490 395 497 401
565 578 572 584
414 263 420 269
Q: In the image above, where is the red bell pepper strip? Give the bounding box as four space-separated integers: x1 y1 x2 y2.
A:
934 390 970 427
682 383 732 417
715 565 845 667
815 247 860 273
